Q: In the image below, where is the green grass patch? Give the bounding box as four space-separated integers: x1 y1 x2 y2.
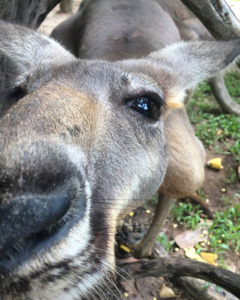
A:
208 201 240 253
187 73 240 164
225 71 240 104
170 195 240 255
157 232 175 252
170 201 203 229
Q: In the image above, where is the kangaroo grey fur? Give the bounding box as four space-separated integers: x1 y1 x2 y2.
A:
1 13 240 300
0 0 60 28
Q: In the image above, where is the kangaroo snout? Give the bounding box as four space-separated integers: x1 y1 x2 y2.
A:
0 140 88 275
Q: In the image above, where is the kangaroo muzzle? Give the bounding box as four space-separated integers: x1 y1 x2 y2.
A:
0 140 88 276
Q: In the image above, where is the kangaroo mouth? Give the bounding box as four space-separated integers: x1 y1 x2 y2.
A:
0 178 87 276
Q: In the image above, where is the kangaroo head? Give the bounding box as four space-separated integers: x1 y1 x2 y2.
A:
0 20 239 299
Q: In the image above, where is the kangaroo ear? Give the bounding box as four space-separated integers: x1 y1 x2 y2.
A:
148 40 240 104
0 20 76 115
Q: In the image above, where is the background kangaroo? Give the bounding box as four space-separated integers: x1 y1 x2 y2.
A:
1 6 240 300
51 0 207 257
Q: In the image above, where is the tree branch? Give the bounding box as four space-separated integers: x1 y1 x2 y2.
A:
180 0 240 39
118 257 240 298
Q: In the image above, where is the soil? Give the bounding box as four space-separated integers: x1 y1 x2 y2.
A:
40 2 240 299
113 146 240 300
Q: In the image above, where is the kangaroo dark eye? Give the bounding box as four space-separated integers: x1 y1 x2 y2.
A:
126 95 162 120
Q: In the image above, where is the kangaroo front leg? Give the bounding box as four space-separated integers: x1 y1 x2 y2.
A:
131 192 176 259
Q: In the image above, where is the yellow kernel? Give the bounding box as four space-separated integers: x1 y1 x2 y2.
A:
119 245 131 253
173 224 178 229
124 292 129 298
145 209 151 214
174 247 180 252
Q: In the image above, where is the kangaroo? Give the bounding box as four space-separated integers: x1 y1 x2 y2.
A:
51 0 207 258
1 17 240 300
156 0 212 41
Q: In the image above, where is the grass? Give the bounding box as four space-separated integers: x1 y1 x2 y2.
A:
225 167 239 184
170 201 203 229
187 72 240 164
225 71 240 104
170 195 240 254
157 232 175 252
208 200 240 253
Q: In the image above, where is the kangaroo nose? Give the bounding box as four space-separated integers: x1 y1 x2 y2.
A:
0 140 88 274
0 183 71 257
0 176 86 275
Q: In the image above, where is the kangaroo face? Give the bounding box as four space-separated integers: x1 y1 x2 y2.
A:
0 55 167 299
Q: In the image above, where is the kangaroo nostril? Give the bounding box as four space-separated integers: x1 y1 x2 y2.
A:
0 175 87 275
0 180 73 259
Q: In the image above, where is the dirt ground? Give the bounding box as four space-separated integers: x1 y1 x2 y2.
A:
40 2 240 299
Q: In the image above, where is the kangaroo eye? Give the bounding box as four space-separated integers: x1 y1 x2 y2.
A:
126 95 163 120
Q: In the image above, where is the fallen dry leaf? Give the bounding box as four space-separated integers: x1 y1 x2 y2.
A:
174 228 203 249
